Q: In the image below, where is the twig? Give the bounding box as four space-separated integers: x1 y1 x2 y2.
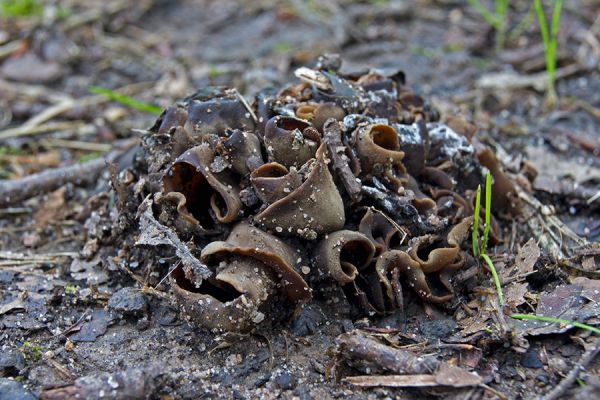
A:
136 196 211 280
0 138 138 207
41 138 112 152
19 96 105 131
0 79 71 103
0 121 86 140
0 39 22 59
541 339 600 400
45 357 77 381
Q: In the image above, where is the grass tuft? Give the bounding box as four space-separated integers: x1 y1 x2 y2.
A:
472 184 481 258
533 0 563 106
511 314 600 335
467 0 509 50
89 86 162 115
482 170 492 251
472 171 504 305
0 0 41 17
482 253 504 305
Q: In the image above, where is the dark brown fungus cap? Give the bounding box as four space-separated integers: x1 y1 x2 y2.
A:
264 115 321 168
404 175 436 214
218 129 263 176
170 256 276 332
355 72 397 93
311 102 346 132
313 230 376 284
186 94 255 137
295 103 318 121
477 147 522 216
255 143 345 239
296 102 346 132
162 143 242 230
358 208 403 255
250 163 302 204
354 124 406 175
421 166 454 190
201 223 311 302
431 189 472 223
375 217 472 304
157 105 189 135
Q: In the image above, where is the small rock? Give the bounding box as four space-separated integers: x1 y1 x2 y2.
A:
254 374 271 388
156 304 178 326
536 373 550 386
293 384 312 400
108 287 148 315
418 318 457 339
136 317 150 331
2 52 63 83
274 371 297 390
521 349 543 369
290 306 325 336
69 309 112 342
0 378 36 400
64 340 75 351
0 350 26 375
339 319 354 333
548 357 568 373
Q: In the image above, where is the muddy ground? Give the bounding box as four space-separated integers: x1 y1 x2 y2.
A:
0 1 599 399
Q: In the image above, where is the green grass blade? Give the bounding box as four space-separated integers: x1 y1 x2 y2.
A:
481 171 492 252
508 3 535 41
0 0 42 17
511 314 600 335
548 0 563 83
482 253 503 306
495 0 509 19
472 184 481 258
89 86 162 115
534 0 550 49
467 0 500 29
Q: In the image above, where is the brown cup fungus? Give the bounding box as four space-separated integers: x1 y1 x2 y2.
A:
170 223 310 332
140 63 522 331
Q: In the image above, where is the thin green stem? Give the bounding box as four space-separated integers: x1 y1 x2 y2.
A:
494 0 509 50
482 171 492 252
482 253 504 305
534 0 563 105
509 3 535 43
468 0 500 29
468 0 509 49
89 86 162 115
511 314 600 334
472 184 481 258
548 0 563 93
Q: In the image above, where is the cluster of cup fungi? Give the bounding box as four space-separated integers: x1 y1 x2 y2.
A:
137 57 521 332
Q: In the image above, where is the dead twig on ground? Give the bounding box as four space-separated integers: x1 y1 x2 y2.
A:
0 138 138 207
0 121 87 140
